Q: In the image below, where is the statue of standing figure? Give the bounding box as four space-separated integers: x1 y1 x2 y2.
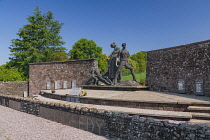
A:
114 43 137 84
105 42 122 82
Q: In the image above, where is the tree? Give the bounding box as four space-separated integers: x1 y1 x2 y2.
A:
69 38 107 73
43 47 68 62
69 38 102 59
122 58 139 73
9 6 67 78
130 51 147 73
98 54 108 74
0 64 25 82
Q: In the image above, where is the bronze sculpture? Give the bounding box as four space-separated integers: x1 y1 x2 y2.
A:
86 42 137 86
114 43 137 84
85 67 112 85
106 42 121 82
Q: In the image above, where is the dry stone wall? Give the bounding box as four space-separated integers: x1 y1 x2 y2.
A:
0 81 28 97
29 59 97 96
147 40 210 96
0 94 210 139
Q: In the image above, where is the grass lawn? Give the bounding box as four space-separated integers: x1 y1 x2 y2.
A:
122 73 146 83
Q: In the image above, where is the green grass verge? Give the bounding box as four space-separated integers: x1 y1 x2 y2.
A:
122 73 146 83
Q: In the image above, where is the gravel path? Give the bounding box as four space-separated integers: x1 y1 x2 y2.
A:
0 106 108 140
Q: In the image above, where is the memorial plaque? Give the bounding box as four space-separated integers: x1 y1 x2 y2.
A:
23 91 28 97
195 79 204 96
68 88 81 96
63 81 67 89
54 81 58 90
72 80 76 88
46 82 51 90
178 79 185 93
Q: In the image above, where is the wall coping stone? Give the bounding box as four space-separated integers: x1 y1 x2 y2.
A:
29 58 97 65
147 39 210 53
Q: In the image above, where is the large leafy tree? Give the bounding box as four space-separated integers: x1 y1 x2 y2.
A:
99 54 108 74
9 6 67 78
0 64 25 82
130 51 147 73
69 38 107 73
69 38 102 59
122 58 139 73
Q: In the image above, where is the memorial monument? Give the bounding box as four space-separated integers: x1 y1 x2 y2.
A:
85 42 140 87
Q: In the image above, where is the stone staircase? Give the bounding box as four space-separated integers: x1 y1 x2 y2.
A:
36 94 210 122
38 89 210 122
187 105 210 120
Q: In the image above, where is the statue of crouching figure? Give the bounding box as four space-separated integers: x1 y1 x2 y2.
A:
85 67 112 86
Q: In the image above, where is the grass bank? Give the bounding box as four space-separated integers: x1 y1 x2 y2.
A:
122 73 146 83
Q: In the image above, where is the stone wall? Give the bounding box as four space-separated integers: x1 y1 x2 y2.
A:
147 39 210 96
29 59 97 96
0 81 28 97
0 94 210 139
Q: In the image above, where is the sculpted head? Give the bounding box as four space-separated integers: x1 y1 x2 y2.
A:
122 43 126 48
110 42 115 48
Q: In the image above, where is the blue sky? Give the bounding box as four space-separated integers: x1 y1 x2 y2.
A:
1 0 210 65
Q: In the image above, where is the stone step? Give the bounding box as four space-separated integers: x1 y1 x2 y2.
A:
36 95 210 121
35 95 192 121
191 112 210 120
189 119 210 124
191 102 210 107
40 91 190 112
187 106 210 113
94 105 192 121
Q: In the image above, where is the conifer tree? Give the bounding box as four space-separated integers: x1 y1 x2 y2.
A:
9 6 67 78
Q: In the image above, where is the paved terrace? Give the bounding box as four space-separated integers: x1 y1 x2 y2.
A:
41 89 210 104
38 89 210 122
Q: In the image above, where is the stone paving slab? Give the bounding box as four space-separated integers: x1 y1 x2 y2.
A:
189 119 210 123
191 112 210 119
188 106 210 111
